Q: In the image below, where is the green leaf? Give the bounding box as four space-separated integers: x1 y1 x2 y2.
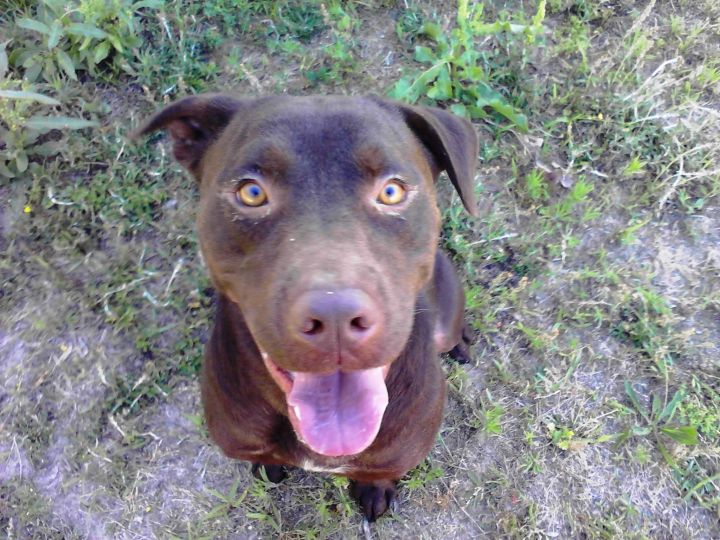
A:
42 57 57 81
47 20 63 49
66 23 108 40
658 390 685 423
0 90 61 105
473 83 529 131
133 0 164 8
660 426 698 445
388 77 414 102
25 116 98 130
421 22 442 41
0 41 9 79
79 36 93 52
651 393 662 418
94 41 111 64
426 65 453 101
17 18 51 36
31 140 64 157
11 47 34 67
25 61 42 82
55 49 77 80
532 0 547 29
0 161 15 178
449 103 468 118
15 151 28 173
624 381 651 422
414 46 436 64
107 34 124 53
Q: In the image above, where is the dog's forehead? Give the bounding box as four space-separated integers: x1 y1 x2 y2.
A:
240 97 411 151
215 96 426 182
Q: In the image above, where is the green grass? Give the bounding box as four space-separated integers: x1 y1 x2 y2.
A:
2 0 720 537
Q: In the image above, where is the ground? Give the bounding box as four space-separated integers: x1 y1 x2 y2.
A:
1 0 719 538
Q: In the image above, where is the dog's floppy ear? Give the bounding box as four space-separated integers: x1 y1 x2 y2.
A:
371 97 479 216
131 93 247 180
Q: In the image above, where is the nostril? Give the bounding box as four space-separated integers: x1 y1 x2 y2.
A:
350 316 372 332
302 319 324 335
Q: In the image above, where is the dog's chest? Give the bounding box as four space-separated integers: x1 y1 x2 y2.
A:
300 459 351 474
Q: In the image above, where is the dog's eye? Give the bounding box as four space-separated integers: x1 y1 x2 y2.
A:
377 179 407 206
236 181 268 207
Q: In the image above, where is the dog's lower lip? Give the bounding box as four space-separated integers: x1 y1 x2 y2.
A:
261 351 294 393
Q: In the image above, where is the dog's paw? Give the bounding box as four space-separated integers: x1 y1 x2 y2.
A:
448 323 473 364
251 463 288 483
350 479 397 522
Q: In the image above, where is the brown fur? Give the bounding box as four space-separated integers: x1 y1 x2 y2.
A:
132 94 478 521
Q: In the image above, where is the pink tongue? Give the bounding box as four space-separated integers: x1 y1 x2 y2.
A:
287 367 388 457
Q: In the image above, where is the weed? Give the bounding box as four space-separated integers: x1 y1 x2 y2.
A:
269 0 327 42
618 382 699 466
389 0 546 130
540 177 594 222
395 4 424 46
520 452 542 474
611 287 676 378
0 87 92 179
679 377 720 442
402 458 444 491
303 3 358 87
546 421 575 450
555 15 590 73
525 168 549 202
9 0 162 82
205 477 248 521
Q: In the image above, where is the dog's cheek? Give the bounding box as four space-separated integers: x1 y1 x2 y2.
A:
392 196 441 292
196 198 280 328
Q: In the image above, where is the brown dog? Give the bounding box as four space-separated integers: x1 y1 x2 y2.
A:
133 94 478 521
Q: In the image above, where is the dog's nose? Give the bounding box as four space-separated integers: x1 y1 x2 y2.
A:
289 289 381 352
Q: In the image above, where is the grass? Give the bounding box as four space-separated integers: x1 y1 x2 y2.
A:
2 0 720 537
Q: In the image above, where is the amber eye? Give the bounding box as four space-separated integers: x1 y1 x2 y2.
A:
377 179 407 205
236 181 268 207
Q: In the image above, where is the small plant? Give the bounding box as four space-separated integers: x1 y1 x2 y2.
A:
520 452 543 473
611 287 675 378
395 5 425 45
9 0 162 82
623 155 646 176
269 0 327 42
540 177 594 221
525 168 550 202
0 47 97 179
619 382 699 467
303 3 358 86
402 458 444 491
470 390 505 435
205 477 248 521
619 216 651 245
389 0 546 131
679 377 720 442
547 421 575 450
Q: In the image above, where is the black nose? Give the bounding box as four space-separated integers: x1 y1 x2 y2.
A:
288 289 381 353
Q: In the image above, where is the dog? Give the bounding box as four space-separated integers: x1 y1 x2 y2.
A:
133 94 478 521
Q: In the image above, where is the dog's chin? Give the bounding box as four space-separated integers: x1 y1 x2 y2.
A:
260 351 391 457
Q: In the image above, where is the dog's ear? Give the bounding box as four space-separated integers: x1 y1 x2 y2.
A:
371 97 479 216
131 94 248 180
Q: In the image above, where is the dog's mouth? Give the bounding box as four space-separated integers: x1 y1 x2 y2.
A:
261 351 389 457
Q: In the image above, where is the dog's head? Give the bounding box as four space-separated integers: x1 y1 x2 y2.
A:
134 95 477 457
